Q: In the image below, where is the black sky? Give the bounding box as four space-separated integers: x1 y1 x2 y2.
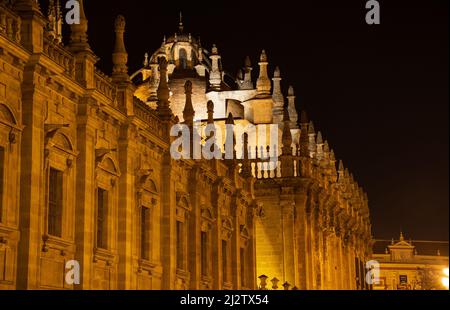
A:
71 0 448 241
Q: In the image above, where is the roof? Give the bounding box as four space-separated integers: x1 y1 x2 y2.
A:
373 239 449 257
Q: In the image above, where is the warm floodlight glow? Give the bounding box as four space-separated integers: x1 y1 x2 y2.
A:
442 268 449 289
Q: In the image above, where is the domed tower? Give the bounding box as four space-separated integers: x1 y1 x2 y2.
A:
132 14 212 119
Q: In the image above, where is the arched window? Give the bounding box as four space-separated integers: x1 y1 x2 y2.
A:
179 48 188 69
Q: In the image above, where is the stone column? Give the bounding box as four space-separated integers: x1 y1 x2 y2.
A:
17 62 47 289
116 123 138 289
74 96 98 290
280 195 295 286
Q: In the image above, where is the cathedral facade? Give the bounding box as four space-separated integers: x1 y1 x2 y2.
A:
0 0 372 290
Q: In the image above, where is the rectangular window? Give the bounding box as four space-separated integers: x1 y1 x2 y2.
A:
141 207 151 260
399 275 408 285
97 188 108 249
176 221 184 270
0 147 4 223
201 231 208 277
48 168 63 237
222 240 228 283
240 247 246 287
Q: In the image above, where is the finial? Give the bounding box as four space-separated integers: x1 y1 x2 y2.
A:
260 49 268 62
225 112 235 125
183 80 194 124
212 44 218 55
207 100 214 124
245 56 252 68
112 15 129 81
156 58 172 118
316 132 323 145
274 66 281 78
209 44 222 90
338 160 344 172
282 103 293 156
68 0 91 52
330 149 336 161
308 121 315 135
400 232 405 242
257 50 271 95
144 53 149 67
288 85 295 97
324 140 330 153
178 11 184 33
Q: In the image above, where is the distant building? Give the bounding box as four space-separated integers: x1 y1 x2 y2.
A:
372 233 449 290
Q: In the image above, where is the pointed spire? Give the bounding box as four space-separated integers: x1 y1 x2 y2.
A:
329 149 337 181
287 86 299 129
299 111 309 157
324 140 330 153
315 132 324 161
288 86 295 96
280 103 294 177
241 133 252 178
323 140 330 162
330 149 336 162
338 160 345 183
47 0 62 43
274 66 281 78
308 121 316 158
316 131 323 145
68 0 91 52
156 58 172 119
282 104 293 154
240 56 254 90
272 66 284 111
226 112 235 125
183 80 195 124
225 113 236 160
178 11 184 33
256 50 271 96
209 44 222 91
308 121 315 135
112 15 129 82
399 232 405 242
339 160 344 172
143 53 149 67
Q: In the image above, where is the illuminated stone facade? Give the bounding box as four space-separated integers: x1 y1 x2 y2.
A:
0 0 372 290
372 234 449 290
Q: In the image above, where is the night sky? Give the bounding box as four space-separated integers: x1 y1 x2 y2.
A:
64 0 448 241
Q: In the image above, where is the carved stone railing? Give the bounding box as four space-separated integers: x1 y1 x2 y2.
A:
94 69 117 101
43 37 75 77
0 3 21 44
245 146 282 179
134 98 164 138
